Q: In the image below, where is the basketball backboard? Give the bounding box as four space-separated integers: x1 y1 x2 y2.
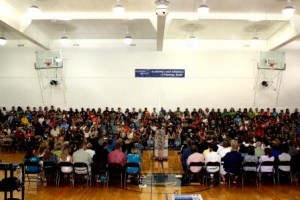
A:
258 51 286 70
35 50 63 69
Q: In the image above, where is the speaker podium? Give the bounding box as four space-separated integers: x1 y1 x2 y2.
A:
153 136 168 160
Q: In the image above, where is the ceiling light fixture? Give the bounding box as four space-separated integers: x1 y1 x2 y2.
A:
187 36 197 47
60 27 69 45
155 0 170 16
28 1 41 16
282 0 295 16
198 0 209 15
0 36 7 46
186 24 198 47
60 36 69 45
123 36 133 45
113 0 125 15
123 24 133 45
251 36 261 47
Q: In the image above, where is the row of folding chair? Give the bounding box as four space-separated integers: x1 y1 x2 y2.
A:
24 161 91 187
241 161 294 186
187 162 221 185
105 162 141 188
24 161 141 188
187 160 296 187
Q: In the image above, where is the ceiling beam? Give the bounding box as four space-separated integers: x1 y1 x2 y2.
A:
268 18 300 51
0 0 50 50
157 15 166 51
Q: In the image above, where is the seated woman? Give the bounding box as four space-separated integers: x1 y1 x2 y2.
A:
126 146 141 182
42 147 58 165
53 142 63 158
258 148 275 173
187 145 204 173
24 148 42 173
278 143 291 172
58 146 73 173
126 146 142 173
243 146 258 172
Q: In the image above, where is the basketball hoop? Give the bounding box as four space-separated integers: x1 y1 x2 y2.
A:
44 61 52 68
269 63 277 69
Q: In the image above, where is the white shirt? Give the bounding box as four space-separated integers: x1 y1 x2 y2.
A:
278 153 291 171
50 128 60 138
85 149 95 159
258 155 275 172
205 151 221 172
38 117 45 125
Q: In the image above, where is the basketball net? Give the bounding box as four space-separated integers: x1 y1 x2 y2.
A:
269 63 276 70
44 61 52 68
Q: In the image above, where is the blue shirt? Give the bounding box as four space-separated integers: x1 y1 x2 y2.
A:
223 151 243 174
182 147 192 170
24 156 40 173
126 153 141 174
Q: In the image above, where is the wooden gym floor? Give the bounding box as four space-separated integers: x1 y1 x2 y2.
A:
0 150 299 200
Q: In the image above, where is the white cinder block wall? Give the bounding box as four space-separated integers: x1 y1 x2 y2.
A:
0 46 299 111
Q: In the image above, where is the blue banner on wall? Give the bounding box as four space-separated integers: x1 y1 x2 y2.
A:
135 69 185 78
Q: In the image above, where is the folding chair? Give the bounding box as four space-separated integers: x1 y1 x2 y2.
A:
188 162 205 185
1 136 13 152
57 162 74 187
124 162 141 187
43 161 58 186
277 161 292 185
73 162 91 187
24 161 42 184
242 162 258 186
258 161 276 185
107 163 123 187
205 162 220 185
91 162 107 184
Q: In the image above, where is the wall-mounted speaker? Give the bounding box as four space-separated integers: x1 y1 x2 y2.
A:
261 81 268 87
50 80 58 86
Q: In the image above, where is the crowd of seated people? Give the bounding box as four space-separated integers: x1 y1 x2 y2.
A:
0 106 300 185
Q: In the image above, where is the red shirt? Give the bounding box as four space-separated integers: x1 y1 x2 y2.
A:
108 149 126 167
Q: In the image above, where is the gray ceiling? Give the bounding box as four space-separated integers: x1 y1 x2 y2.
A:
1 0 300 51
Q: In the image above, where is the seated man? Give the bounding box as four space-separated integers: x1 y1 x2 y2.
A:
181 138 192 172
73 142 92 174
93 141 109 164
108 142 126 167
223 140 243 183
85 143 95 159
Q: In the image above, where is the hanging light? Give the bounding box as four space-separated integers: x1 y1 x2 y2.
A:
155 0 170 16
60 36 69 45
251 36 261 46
282 0 295 16
282 6 295 16
60 27 70 45
0 36 7 46
123 36 132 45
28 4 41 16
187 36 197 47
198 0 210 15
113 1 125 15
